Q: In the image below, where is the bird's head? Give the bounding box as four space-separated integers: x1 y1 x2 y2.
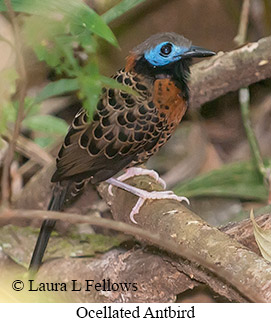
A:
125 32 215 100
126 32 215 77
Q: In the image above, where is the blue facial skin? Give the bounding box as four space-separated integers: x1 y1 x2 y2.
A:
144 42 188 66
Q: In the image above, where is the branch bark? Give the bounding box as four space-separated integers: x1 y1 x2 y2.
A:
189 36 271 109
3 133 53 167
7 165 271 302
98 177 271 303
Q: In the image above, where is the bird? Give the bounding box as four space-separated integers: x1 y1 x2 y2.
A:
29 32 215 274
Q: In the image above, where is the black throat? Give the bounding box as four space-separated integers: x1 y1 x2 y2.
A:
134 56 192 101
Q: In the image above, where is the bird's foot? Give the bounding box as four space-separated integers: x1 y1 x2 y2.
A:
106 177 189 224
108 167 166 196
129 190 189 224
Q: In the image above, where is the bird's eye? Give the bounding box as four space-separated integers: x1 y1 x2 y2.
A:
160 43 173 56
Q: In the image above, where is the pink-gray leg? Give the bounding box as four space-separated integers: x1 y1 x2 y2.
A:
106 177 189 224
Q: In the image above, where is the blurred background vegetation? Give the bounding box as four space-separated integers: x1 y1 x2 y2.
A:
1 0 271 223
0 0 271 302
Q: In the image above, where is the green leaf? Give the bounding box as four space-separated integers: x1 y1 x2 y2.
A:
173 160 268 200
73 4 118 46
72 28 97 50
0 0 68 15
78 76 101 119
0 225 127 268
34 136 54 148
23 115 68 135
0 68 18 134
0 102 17 135
77 59 101 118
250 209 271 262
24 96 40 117
102 0 146 24
0 0 118 46
23 15 68 69
35 79 79 103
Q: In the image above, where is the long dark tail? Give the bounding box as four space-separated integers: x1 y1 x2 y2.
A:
29 182 69 276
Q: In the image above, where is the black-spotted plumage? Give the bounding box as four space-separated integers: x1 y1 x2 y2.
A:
52 68 166 185
29 32 215 274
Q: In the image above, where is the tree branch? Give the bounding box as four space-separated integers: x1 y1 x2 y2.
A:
189 36 271 109
8 165 271 302
0 206 248 302
98 177 271 302
3 132 53 167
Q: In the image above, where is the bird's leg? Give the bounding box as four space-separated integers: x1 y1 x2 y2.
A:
106 177 189 224
118 167 167 189
108 167 166 196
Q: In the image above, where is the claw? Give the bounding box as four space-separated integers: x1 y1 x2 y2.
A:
106 174 189 225
129 190 190 224
108 184 114 196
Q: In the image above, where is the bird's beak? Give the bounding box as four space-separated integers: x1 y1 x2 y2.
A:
180 45 216 59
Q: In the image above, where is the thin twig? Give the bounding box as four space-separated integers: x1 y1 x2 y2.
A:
1 0 27 205
2 132 53 166
239 88 266 175
234 0 271 203
234 0 250 45
0 34 15 50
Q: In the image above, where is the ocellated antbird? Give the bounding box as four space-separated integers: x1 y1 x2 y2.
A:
29 32 215 274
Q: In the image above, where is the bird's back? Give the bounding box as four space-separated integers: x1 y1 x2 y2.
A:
51 68 187 185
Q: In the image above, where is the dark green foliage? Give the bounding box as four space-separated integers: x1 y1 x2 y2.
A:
0 0 145 145
174 160 269 200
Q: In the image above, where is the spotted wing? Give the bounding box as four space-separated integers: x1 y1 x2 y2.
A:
51 69 164 184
